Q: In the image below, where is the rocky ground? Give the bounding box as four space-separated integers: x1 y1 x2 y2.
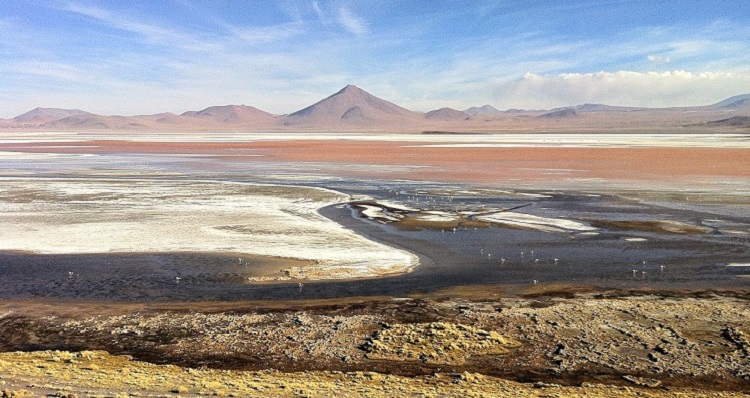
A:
1 289 749 396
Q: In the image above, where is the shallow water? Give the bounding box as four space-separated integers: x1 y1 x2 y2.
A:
1 179 748 302
0 143 748 301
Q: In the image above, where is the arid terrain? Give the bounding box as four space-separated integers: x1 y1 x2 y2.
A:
2 86 750 132
1 88 749 396
1 290 750 397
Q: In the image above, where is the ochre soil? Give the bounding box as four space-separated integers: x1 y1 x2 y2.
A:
1 289 749 396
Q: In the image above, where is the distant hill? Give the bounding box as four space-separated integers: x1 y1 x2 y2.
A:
182 105 275 123
572 103 642 112
42 114 148 130
425 107 470 121
13 108 91 124
539 108 577 118
710 94 750 109
283 85 421 127
6 90 750 132
464 105 502 116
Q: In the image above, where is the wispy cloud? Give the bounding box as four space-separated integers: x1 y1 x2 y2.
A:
311 1 324 19
60 2 221 52
7 61 83 82
227 22 305 45
337 5 367 36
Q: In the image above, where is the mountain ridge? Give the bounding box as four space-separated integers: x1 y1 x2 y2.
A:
4 87 749 131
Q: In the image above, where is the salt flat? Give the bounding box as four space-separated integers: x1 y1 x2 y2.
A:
0 178 418 280
2 131 750 148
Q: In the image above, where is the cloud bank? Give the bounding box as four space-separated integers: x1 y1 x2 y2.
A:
496 70 750 109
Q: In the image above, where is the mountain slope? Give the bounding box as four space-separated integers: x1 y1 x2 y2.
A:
710 94 750 109
13 108 91 124
182 105 275 123
425 107 470 121
282 85 422 127
42 114 148 130
464 105 502 116
539 108 577 119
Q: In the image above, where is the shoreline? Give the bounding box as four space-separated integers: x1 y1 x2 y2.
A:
0 177 420 282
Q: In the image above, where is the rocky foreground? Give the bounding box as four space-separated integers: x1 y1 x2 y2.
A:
1 290 749 396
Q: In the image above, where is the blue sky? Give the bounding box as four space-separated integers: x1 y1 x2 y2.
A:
2 0 750 117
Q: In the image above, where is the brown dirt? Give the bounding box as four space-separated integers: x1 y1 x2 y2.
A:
1 291 750 395
3 350 746 397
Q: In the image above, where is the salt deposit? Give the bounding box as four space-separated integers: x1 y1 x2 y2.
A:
476 212 596 233
0 178 418 280
4 132 750 148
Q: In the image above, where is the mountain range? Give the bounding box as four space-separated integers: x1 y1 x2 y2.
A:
3 85 749 132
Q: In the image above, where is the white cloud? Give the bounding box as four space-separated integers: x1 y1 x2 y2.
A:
496 70 750 108
647 55 671 63
227 22 304 45
337 6 367 36
7 61 82 82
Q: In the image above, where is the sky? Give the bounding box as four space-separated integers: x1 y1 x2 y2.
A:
2 0 750 117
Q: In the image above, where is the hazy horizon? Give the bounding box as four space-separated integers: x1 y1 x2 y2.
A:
2 1 750 118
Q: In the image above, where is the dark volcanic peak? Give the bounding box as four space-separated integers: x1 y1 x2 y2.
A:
284 84 420 125
711 93 750 109
539 108 577 118
425 107 470 121
13 107 91 123
464 105 502 116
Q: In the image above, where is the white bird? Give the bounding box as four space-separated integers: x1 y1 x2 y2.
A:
534 258 539 264
488 253 491 259
660 265 665 272
68 271 73 278
298 282 304 289
554 258 559 265
533 280 538 284
521 251 525 258
501 258 506 264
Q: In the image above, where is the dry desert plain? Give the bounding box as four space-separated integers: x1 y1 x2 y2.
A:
1 90 750 396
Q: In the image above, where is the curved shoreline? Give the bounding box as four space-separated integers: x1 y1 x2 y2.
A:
0 177 420 281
